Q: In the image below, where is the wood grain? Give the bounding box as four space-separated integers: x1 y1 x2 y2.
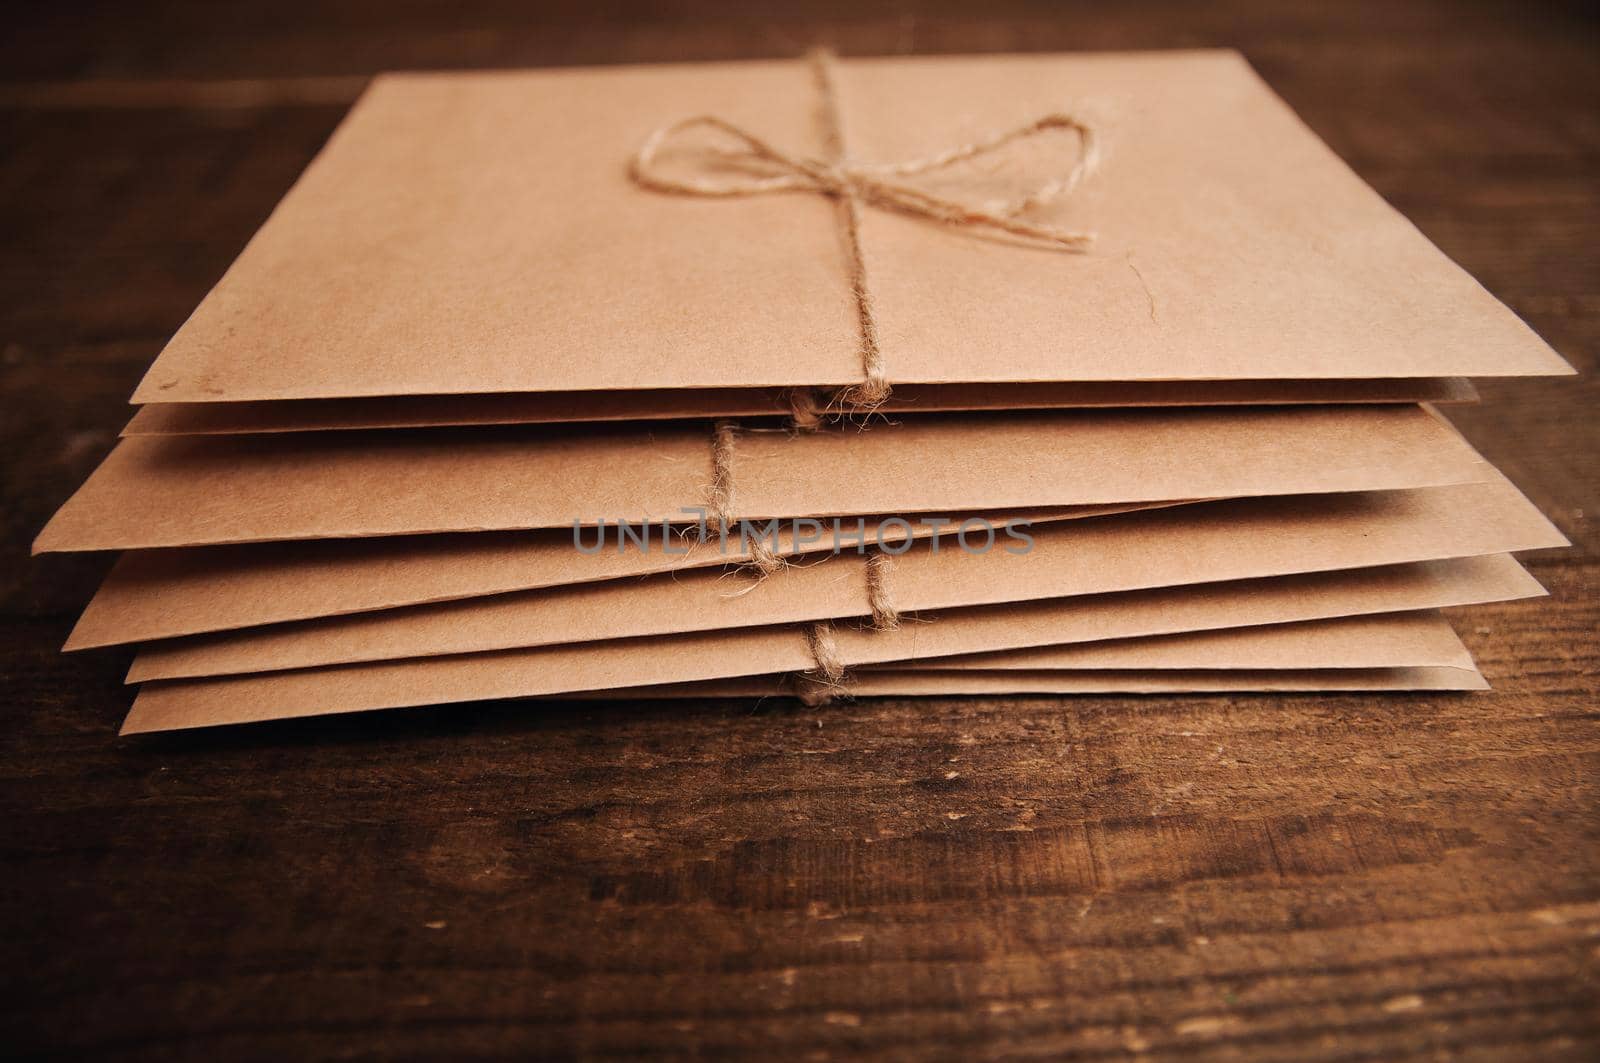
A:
2 1 1597 1058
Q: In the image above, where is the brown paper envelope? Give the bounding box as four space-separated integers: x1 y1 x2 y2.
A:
870 611 1473 672
559 612 1483 692
586 667 1488 697
69 504 1160 649
123 478 1563 682
146 604 1477 686
122 378 1479 436
120 554 1537 732
128 52 1568 405
35 405 1494 553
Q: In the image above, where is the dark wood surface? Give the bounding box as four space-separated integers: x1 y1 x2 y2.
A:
3 2 1597 1058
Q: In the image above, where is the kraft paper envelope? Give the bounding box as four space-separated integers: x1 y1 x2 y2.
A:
122 378 1478 436
879 611 1474 672
599 668 1488 698
134 568 1481 682
124 478 1565 682
36 405 1492 553
120 554 1538 732
68 506 1098 647
69 505 1157 649
575 612 1483 694
127 52 1568 406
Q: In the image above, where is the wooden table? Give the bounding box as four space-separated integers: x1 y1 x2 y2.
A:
4 2 1596 1058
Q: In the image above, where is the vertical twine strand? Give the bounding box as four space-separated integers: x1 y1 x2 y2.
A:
807 50 890 410
705 419 784 575
865 551 900 630
804 620 848 683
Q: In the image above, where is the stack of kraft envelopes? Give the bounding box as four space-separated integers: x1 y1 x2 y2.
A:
34 50 1573 734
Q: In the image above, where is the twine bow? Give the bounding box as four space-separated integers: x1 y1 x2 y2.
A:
630 48 1099 410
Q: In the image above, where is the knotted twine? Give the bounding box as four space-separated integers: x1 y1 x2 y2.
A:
630 47 1099 417
638 48 1095 690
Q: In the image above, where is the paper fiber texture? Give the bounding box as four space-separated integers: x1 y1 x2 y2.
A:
120 554 1539 732
882 610 1473 672
68 505 1154 649
36 405 1492 553
129 51 1569 405
121 378 1478 436
593 667 1488 698
123 478 1565 682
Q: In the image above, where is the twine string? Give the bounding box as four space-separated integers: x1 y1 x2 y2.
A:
706 420 908 633
804 620 848 682
800 551 898 704
705 418 785 574
631 48 1099 413
664 46 1087 693
784 387 827 430
864 551 899 630
797 620 848 707
705 421 898 702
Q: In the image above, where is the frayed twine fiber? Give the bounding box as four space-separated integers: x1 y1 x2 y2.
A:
785 387 826 431
797 621 850 706
865 551 899 630
632 48 1098 415
705 419 786 575
794 672 844 707
804 620 848 682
